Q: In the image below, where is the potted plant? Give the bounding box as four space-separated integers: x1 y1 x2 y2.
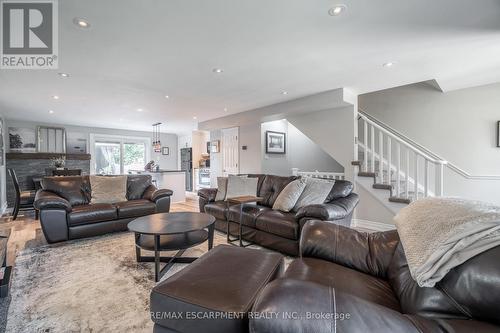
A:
52 156 66 170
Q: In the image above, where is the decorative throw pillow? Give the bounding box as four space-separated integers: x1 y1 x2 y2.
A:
272 178 307 212
89 175 127 204
225 175 258 200
292 177 335 212
215 177 228 201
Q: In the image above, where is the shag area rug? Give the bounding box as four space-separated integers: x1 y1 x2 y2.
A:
5 231 234 333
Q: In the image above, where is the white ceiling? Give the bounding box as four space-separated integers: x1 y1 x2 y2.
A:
1 0 500 135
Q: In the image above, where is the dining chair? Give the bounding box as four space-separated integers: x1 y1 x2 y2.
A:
8 169 38 220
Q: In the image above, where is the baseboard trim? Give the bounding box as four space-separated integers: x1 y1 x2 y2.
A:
353 219 395 231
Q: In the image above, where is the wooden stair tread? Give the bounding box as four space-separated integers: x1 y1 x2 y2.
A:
358 172 376 177
389 197 411 204
373 184 392 190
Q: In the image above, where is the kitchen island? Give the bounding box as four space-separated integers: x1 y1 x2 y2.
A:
129 170 186 203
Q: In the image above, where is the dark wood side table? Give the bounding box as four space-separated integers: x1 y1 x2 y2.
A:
128 212 216 282
226 196 263 247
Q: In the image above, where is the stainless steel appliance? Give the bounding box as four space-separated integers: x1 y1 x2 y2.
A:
180 148 193 191
198 168 211 188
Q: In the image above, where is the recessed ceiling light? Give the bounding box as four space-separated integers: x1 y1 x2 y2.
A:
212 68 223 74
193 116 197 120
137 108 143 112
164 95 170 99
48 110 54 114
383 62 395 68
73 18 90 28
329 4 347 16
58 72 69 78
52 95 60 100
281 91 288 95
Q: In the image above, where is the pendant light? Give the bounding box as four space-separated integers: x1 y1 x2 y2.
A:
152 122 162 152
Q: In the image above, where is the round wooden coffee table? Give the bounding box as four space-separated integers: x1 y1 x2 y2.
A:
128 212 216 282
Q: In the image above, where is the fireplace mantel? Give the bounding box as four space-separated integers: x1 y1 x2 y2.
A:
6 153 91 160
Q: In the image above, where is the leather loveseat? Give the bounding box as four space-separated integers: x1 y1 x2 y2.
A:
198 174 359 256
34 175 172 243
251 221 500 332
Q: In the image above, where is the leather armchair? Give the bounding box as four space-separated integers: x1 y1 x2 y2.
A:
251 220 500 333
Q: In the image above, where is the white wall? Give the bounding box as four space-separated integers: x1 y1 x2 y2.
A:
287 106 356 181
261 120 344 176
359 81 500 204
239 123 262 175
5 119 179 170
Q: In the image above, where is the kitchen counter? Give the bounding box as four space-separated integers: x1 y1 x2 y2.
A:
128 170 186 203
129 170 185 174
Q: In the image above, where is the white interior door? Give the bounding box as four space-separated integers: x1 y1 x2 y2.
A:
222 127 239 176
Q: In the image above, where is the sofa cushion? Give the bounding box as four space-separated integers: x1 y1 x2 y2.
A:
67 203 117 227
225 175 258 200
272 178 307 212
90 175 127 204
126 174 152 200
325 180 354 202
293 177 334 211
255 210 299 240
228 204 271 228
115 199 156 219
214 177 228 201
285 257 401 312
204 201 230 221
41 176 89 206
258 175 297 207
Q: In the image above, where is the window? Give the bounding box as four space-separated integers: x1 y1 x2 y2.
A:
90 134 150 175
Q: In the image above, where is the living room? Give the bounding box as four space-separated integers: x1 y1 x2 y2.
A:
0 0 499 332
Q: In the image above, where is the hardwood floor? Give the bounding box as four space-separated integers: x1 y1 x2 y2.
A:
0 193 200 267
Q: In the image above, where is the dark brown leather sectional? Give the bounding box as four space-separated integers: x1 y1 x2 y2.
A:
251 221 500 332
198 174 359 256
34 175 172 243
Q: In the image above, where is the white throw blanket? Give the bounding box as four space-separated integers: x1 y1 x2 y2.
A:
394 197 500 287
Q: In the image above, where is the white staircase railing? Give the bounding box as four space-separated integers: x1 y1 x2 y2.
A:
358 110 448 201
292 168 345 180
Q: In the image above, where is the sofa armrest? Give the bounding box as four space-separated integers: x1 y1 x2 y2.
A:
34 190 72 212
197 188 218 202
143 185 173 202
300 220 399 279
295 193 359 221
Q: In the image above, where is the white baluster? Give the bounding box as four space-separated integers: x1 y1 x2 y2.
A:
436 163 444 196
414 154 419 200
370 124 375 173
363 120 368 171
396 143 401 197
387 137 392 186
379 131 383 183
424 160 429 197
405 149 410 199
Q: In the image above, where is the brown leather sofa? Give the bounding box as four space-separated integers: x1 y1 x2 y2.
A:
198 174 359 256
251 221 500 332
34 175 172 243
